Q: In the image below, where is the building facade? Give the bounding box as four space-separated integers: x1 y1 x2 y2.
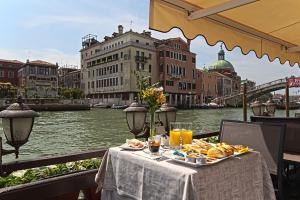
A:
0 59 24 86
208 48 241 98
240 79 256 92
18 60 58 98
156 38 197 108
199 69 218 103
80 25 158 105
58 67 81 89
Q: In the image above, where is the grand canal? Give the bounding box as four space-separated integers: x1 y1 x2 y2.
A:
2 108 300 162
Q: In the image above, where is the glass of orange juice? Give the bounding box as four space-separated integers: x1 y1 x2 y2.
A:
169 122 181 149
181 123 193 145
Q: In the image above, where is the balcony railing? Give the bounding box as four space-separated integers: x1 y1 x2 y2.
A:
170 74 182 79
135 56 149 63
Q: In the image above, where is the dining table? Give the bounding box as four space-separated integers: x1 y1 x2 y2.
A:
95 147 276 200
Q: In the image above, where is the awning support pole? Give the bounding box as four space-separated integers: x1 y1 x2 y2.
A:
286 80 290 117
243 82 247 121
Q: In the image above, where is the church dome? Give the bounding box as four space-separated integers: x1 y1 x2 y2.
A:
209 48 235 72
209 60 234 71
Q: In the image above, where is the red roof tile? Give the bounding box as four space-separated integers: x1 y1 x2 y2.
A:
0 59 24 64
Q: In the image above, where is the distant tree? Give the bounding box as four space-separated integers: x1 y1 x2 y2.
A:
58 88 84 99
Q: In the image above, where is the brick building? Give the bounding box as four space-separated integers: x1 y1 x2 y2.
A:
0 59 24 86
198 69 218 103
156 38 197 108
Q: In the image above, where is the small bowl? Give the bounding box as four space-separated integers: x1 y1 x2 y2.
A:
196 156 206 165
185 155 196 163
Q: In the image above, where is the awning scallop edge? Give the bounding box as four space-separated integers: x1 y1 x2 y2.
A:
149 0 300 67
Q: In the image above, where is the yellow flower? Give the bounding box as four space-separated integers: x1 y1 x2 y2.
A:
141 85 166 106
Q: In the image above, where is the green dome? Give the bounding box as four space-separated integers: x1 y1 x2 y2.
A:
209 47 235 71
209 60 234 71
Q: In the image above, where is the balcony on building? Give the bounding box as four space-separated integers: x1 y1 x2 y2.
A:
135 55 148 63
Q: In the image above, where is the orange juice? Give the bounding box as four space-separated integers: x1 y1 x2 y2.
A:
182 129 193 144
169 129 181 147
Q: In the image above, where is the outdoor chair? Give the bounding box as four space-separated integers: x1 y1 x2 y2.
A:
250 116 300 183
219 120 286 200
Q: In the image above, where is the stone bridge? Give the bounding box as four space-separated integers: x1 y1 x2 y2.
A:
215 78 287 107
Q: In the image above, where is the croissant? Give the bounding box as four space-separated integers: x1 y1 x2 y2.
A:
207 147 226 158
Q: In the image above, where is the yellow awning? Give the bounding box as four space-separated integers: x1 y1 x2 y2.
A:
149 0 300 67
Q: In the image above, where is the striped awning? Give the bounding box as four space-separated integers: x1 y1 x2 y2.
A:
149 0 300 67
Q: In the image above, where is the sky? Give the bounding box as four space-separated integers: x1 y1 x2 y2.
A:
0 0 300 93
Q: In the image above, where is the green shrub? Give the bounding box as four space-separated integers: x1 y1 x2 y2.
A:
0 158 101 188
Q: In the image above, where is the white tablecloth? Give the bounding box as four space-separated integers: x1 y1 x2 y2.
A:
95 147 275 200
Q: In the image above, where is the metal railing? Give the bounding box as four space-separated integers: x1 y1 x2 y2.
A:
250 78 286 91
222 78 287 101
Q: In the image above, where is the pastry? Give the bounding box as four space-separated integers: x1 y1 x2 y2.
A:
207 147 226 158
232 145 249 153
194 139 213 150
126 139 144 148
216 143 234 156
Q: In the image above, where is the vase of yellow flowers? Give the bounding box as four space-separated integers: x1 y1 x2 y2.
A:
141 85 166 153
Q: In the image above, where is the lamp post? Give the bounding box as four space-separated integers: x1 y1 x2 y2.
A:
0 96 39 176
155 103 177 134
123 98 148 137
250 99 265 116
264 98 277 116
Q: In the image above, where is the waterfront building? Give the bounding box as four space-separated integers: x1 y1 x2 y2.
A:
80 25 158 105
0 59 24 86
195 69 203 105
155 38 197 108
58 67 81 89
198 68 218 103
18 60 59 98
240 79 256 92
208 47 241 97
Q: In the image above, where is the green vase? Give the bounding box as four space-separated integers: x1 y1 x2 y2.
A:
149 109 155 139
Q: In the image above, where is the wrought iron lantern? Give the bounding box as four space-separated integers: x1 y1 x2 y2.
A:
264 98 277 116
123 99 147 137
155 103 177 133
0 96 39 160
250 100 265 116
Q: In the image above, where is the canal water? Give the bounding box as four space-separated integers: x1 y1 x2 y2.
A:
2 108 299 162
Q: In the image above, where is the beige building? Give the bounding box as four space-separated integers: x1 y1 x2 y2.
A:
18 60 58 98
80 25 158 105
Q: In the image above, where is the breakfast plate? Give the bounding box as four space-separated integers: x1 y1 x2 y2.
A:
162 148 252 168
119 143 145 150
119 139 145 151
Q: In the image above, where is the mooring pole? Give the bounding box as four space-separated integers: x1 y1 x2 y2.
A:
243 82 247 121
286 80 290 117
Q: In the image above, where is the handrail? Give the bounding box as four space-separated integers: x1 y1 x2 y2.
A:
193 131 219 139
222 78 287 101
2 149 107 176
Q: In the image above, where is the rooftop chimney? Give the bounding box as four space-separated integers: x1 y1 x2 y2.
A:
187 39 191 51
118 25 124 34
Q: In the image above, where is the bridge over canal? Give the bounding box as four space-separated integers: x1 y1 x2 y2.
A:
215 78 287 107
